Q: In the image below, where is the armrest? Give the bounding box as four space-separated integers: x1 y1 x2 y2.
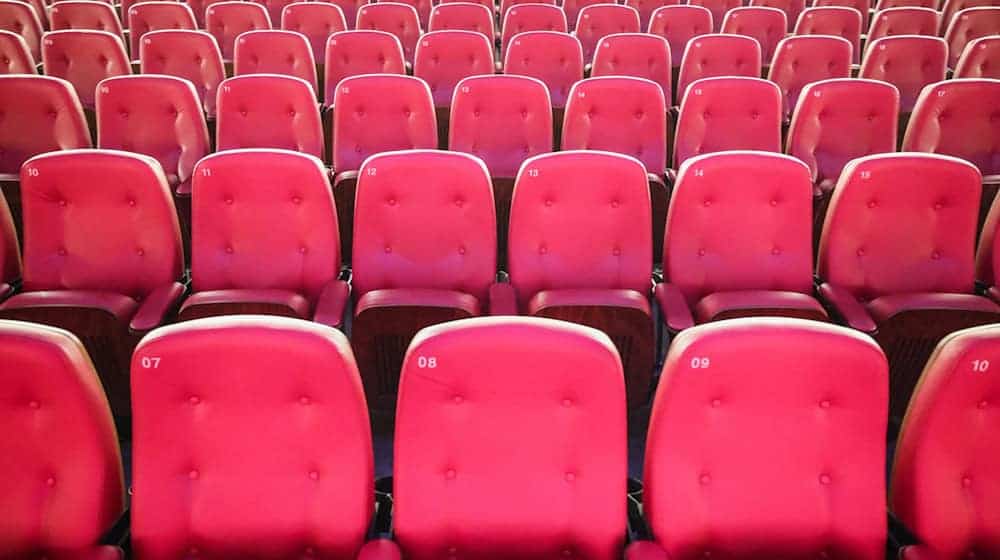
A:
130 282 186 333
100 508 130 548
0 282 13 302
816 282 877 334
654 283 694 333
358 539 401 560
888 510 919 558
625 541 670 560
815 178 836 198
313 279 351 328
988 286 1000 304
333 169 360 187
488 281 518 315
647 172 667 189
665 168 677 184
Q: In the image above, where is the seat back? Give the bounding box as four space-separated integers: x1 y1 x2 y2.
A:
0 320 124 557
96 75 209 188
323 30 406 105
327 0 367 29
0 75 90 174
768 35 852 120
787 78 899 185
866 7 939 45
562 76 667 173
721 6 787 63
356 2 421 63
281 2 347 64
252 0 295 28
648 5 713 69
217 74 324 159
499 0 555 20
575 3 640 62
190 150 339 299
976 194 1000 287
503 31 583 109
499 3 566 57
448 74 553 178
814 0 871 28
750 0 805 31
674 76 782 168
944 6 1000 68
0 191 18 284
331 74 436 170
625 0 679 32
0 1 42 61
19 149 183 298
794 6 863 63
233 29 317 93
48 1 123 39
428 2 494 38
890 324 1000 560
131 316 373 559
644 318 888 560
859 35 947 112
127 2 197 57
391 0 432 30
817 153 982 300
508 151 651 309
689 0 741 31
205 0 271 60
591 33 671 107
352 150 495 303
0 29 35 73
42 30 130 107
901 78 1000 176
562 0 603 31
941 0 993 33
414 30 494 107
139 30 224 117
677 33 762 101
954 35 1000 78
664 151 813 304
394 316 627 560
874 0 937 10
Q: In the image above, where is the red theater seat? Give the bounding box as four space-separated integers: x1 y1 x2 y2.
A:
252 0 295 28
499 0 555 21
500 4 567 57
48 1 123 42
126 2 197 59
356 2 421 64
977 194 1000 301
625 0 679 32
350 150 501 416
327 0 367 29
0 0 42 61
392 0 432 31
944 6 1000 69
0 29 35 73
0 150 185 418
751 0 805 31
794 6 863 64
413 29 494 108
574 3 640 63
205 0 271 61
721 6 787 64
562 0 603 32
676 33 762 102
281 2 347 65
954 35 1000 78
507 151 654 408
859 35 947 113
41 30 131 109
428 2 494 37
630 318 888 560
0 320 125 560
690 0 740 31
816 153 1000 420
890 324 1000 560
648 5 713 77
874 0 937 10
233 29 317 94
216 74 323 159
590 33 672 107
323 30 406 105
814 0 871 30
768 35 852 121
866 7 939 46
138 30 224 118
0 190 19 301
503 30 584 114
130 316 374 559
940 0 993 33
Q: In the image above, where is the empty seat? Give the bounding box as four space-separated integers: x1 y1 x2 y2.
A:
751 0 805 31
794 7 863 64
0 320 125 560
631 318 887 560
507 151 654 407
233 29 317 94
217 74 323 162
0 28 35 74
499 0 554 21
359 317 627 559
944 7 1000 69
138 30 225 118
0 191 18 301
503 31 583 109
323 30 406 105
178 150 348 326
41 30 131 109
500 3 566 57
414 29 494 108
356 2 421 64
721 6 787 64
252 0 295 27
941 0 994 33
648 4 713 75
978 196 1000 299
859 35 947 113
562 0 603 31
391 0 432 30
281 2 346 65
874 0 937 10
590 33 672 107
673 77 782 169
866 7 939 46
690 0 741 31
205 0 271 61
428 2 494 38
625 0 679 32
131 316 373 559
48 1 123 41
126 1 197 59
954 35 1000 78
574 3 640 63
768 35 852 121
0 150 185 418
816 153 1000 419
0 0 44 61
350 150 500 415
814 0 871 30
676 34 762 102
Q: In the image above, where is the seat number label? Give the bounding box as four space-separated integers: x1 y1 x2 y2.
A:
972 359 990 373
417 356 437 369
690 357 710 369
140 356 161 369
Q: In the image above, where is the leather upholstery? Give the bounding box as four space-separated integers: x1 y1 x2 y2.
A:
127 2 197 58
875 0 937 9
574 4 640 62
187 0 228 29
644 318 888 559
414 30 494 107
562 0 603 31
944 7 1000 68
0 190 18 294
41 30 131 108
648 5 713 77
499 0 556 21
428 2 493 37
901 79 1000 176
693 289 828 322
503 30 583 108
676 33 762 102
941 0 994 34
562 76 667 174
769 35 852 120
96 75 209 190
448 74 553 178
1 289 139 322
508 150 652 309
178 288 311 318
252 0 295 29
0 0 42 60
720 6 787 63
529 287 651 315
794 7 863 64
590 33 672 106
354 287 480 317
216 74 324 159
859 36 948 113
356 2 421 64
500 4 567 58
814 0 871 28
205 0 271 61
327 0 367 29
867 7 940 45
954 35 1000 78
280 2 347 64
352 150 496 304
130 316 374 560
48 1 122 40
391 317 627 560
0 75 90 175
234 29 317 94
624 0 680 34
323 30 407 107
673 76 782 168
0 321 125 559
750 0 805 31
138 30 225 117
867 292 1000 322
0 29 35 74
890 324 1000 560
331 74 436 171
689 0 740 31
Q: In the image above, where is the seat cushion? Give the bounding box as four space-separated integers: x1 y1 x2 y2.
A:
694 289 828 323
179 289 312 318
867 292 1000 323
0 290 138 322
528 288 651 316
354 288 480 317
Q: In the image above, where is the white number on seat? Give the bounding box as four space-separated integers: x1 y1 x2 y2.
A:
417 356 437 369
141 356 161 369
973 359 990 373
690 357 710 369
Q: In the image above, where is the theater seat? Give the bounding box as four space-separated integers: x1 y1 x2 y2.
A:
816 153 1000 420
205 0 271 61
0 190 19 301
233 29 317 94
428 2 493 37
177 150 346 327
590 33 672 107
676 33 762 102
866 7 939 46
574 3 640 63
500 4 567 58
350 150 502 417
328 0 366 29
280 2 347 66
48 1 123 42
874 0 936 10
768 35 852 122
941 0 993 33
253 0 295 29
323 30 406 107
500 0 555 21
0 0 43 61
356 2 421 64
0 28 35 73
626 0 680 33
690 0 741 31
976 195 1000 301
794 6 863 64
508 151 654 407
41 30 131 109
944 6 1000 69
0 320 125 560
0 150 185 419
503 30 583 111
648 4 713 104
138 30 225 118
563 0 603 32
126 2 197 59
890 324 1000 560
359 316 627 560
131 316 374 559
629 318 887 560
954 35 1000 78
413 29 494 130
860 35 947 115
750 0 805 31
721 6 786 64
